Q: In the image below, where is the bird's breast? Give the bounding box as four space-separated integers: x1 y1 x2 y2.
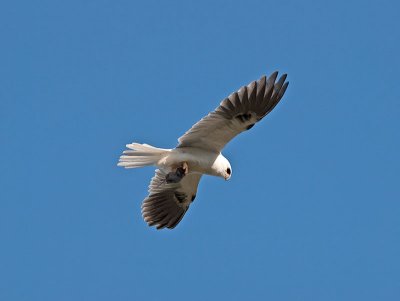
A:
168 148 219 175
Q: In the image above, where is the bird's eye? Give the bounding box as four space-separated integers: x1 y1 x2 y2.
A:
226 168 231 175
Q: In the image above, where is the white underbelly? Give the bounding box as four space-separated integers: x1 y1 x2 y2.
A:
159 147 219 175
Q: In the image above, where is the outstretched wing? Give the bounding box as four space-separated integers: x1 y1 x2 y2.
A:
141 169 202 230
177 72 289 153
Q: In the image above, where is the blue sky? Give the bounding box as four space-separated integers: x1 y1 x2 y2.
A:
1 0 399 300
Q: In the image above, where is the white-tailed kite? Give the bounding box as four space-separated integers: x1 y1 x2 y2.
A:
118 71 289 229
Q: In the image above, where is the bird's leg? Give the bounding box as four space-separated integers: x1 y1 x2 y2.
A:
181 162 188 175
166 162 189 183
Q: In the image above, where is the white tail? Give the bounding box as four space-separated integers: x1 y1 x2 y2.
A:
117 143 171 169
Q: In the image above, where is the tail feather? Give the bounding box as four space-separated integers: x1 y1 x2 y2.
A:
118 143 170 169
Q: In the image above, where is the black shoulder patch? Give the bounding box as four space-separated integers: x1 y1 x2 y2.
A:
191 194 196 202
246 123 255 130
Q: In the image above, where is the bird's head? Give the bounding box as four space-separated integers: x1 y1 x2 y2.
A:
213 154 232 181
224 166 232 180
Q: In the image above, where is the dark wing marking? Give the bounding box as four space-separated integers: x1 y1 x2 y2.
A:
141 169 202 230
177 71 289 153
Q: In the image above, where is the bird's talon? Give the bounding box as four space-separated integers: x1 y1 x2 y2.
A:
165 162 189 183
182 162 188 174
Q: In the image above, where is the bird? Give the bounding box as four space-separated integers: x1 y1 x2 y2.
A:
118 71 289 230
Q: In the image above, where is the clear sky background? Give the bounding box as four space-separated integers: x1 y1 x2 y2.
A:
1 0 399 300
